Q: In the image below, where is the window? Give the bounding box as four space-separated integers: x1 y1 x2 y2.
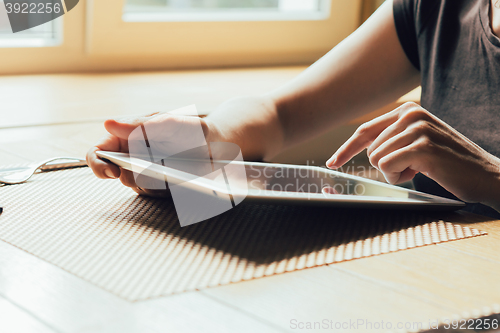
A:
87 0 362 68
0 0 62 47
123 0 329 22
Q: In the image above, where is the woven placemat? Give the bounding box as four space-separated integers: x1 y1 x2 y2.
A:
0 168 487 301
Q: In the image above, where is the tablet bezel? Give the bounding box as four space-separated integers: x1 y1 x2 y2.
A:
96 151 465 210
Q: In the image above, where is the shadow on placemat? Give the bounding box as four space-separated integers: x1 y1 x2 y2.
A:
105 195 473 266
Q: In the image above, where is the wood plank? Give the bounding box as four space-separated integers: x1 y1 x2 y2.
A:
203 264 456 332
0 123 106 162
0 295 55 333
0 68 304 128
0 142 80 162
0 241 280 333
0 123 105 146
334 245 500 315
0 69 419 130
0 149 32 165
436 213 500 264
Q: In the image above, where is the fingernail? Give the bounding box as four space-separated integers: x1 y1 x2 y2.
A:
326 155 337 168
104 169 116 179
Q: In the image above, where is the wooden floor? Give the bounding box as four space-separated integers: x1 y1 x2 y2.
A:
0 67 499 333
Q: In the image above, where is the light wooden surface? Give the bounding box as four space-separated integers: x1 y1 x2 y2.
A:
0 67 499 333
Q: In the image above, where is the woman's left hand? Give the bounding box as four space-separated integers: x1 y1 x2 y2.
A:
326 102 500 211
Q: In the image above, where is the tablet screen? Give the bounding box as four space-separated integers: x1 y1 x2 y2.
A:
167 158 422 200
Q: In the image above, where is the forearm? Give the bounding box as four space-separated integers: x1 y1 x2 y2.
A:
205 95 284 161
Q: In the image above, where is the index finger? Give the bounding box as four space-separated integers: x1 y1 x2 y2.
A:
326 108 401 168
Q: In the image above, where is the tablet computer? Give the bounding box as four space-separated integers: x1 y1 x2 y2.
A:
97 151 465 211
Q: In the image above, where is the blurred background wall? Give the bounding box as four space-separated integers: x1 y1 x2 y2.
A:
0 0 385 74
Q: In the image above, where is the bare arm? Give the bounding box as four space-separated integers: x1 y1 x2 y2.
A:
206 0 420 160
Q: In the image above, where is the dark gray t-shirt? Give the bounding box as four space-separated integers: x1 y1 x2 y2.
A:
393 0 500 217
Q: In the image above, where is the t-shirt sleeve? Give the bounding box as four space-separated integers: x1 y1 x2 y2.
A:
393 0 420 70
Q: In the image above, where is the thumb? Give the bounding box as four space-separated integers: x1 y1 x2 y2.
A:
104 113 159 140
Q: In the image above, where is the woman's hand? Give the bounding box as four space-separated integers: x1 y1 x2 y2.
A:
326 102 500 211
86 112 220 197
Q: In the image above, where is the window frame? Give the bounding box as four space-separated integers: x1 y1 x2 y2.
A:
0 2 84 74
122 0 331 23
